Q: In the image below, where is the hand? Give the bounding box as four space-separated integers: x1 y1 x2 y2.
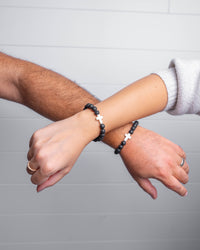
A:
120 126 189 199
27 112 95 192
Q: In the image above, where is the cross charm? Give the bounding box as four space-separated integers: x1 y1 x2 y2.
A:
124 133 131 141
96 114 103 124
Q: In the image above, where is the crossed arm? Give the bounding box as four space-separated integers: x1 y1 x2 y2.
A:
0 52 189 198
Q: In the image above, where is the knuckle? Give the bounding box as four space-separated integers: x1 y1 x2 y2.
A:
32 130 42 142
183 176 189 184
35 151 44 162
34 141 42 150
157 167 168 179
167 182 176 190
35 148 46 162
41 162 53 176
177 145 186 157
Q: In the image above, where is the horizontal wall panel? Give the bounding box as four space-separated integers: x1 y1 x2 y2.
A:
3 240 200 250
1 46 200 87
140 119 200 153
0 0 169 13
0 119 199 152
0 151 198 185
170 0 200 14
0 183 196 214
1 240 200 250
0 213 199 242
0 152 130 185
0 8 200 51
0 100 44 119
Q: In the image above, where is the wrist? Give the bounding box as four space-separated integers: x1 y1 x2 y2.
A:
74 109 102 143
120 126 143 157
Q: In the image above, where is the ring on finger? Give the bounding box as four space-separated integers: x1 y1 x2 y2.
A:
180 158 185 167
27 161 37 173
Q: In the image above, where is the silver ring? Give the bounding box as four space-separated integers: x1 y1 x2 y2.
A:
180 158 185 167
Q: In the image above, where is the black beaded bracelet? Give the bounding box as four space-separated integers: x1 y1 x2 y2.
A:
83 103 106 142
114 121 139 154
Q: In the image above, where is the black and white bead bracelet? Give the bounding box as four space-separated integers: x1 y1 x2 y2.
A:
83 103 106 142
114 121 139 154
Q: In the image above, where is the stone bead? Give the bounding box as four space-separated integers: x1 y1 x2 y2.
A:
114 148 121 154
121 141 126 146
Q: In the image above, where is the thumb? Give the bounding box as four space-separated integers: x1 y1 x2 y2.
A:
135 177 158 199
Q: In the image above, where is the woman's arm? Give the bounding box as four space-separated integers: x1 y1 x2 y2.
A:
80 74 168 140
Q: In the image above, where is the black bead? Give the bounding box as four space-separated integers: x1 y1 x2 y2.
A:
100 124 105 129
95 110 100 115
85 103 90 108
121 141 126 146
92 106 97 111
100 129 105 134
118 145 123 150
129 130 134 134
114 148 121 154
89 104 94 109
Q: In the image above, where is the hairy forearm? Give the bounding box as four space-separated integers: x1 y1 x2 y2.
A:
0 52 168 148
0 52 98 120
0 52 131 148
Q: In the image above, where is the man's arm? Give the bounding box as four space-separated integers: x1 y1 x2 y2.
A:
0 52 189 198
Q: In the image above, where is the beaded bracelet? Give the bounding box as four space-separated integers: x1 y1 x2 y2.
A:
83 103 106 142
114 121 139 154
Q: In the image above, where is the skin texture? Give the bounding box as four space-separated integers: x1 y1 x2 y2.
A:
0 52 189 198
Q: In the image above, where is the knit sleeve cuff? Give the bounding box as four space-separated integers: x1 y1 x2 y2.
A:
153 67 178 111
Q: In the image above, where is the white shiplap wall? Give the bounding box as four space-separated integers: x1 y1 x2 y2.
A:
0 1 200 249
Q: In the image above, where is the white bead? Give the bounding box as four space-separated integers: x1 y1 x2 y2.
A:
124 133 131 141
96 114 103 124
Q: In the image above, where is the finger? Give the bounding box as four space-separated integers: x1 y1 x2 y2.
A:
176 156 189 174
37 169 67 192
174 167 189 184
161 176 188 197
31 169 48 186
182 161 189 174
29 133 34 148
135 177 158 199
176 145 186 159
27 148 34 161
26 160 39 175
31 161 64 186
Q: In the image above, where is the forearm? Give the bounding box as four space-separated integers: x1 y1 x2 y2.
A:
0 52 168 148
98 74 168 131
0 52 130 148
80 74 168 140
0 52 98 119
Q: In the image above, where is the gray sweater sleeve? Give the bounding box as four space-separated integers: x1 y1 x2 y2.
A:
154 58 200 115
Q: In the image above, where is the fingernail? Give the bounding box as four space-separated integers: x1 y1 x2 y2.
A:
184 192 188 197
